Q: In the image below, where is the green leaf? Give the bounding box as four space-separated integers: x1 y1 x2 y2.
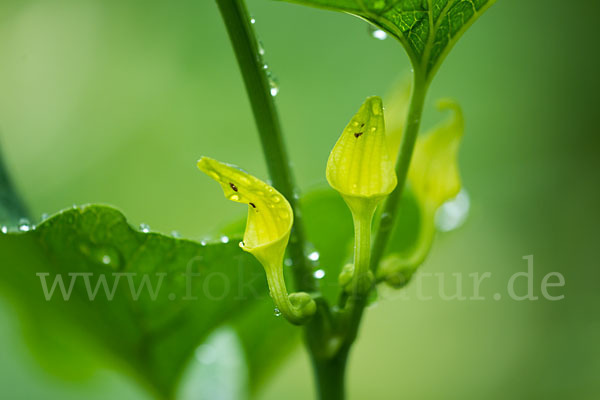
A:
0 205 268 398
275 0 496 79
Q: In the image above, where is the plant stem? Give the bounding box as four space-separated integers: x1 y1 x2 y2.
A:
350 209 374 295
0 144 29 225
215 0 315 292
370 73 428 273
312 350 348 400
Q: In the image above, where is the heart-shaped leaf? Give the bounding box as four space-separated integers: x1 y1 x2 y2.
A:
0 205 268 398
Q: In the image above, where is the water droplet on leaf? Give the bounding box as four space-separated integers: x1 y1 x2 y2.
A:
139 223 150 233
367 24 387 40
273 307 281 317
18 218 31 232
220 236 230 244
308 251 320 262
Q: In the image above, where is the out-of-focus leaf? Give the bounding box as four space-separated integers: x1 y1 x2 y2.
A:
275 0 496 79
0 144 29 226
177 327 249 400
0 205 268 399
302 188 354 303
233 300 301 394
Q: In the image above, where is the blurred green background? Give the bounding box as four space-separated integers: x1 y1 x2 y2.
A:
0 0 598 398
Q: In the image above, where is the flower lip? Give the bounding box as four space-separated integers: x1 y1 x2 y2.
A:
197 157 292 255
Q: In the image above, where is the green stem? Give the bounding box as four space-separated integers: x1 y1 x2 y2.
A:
350 204 376 295
0 144 29 225
215 0 315 292
312 350 348 400
370 72 428 273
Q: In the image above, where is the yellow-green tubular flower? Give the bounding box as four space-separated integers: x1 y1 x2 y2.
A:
383 78 412 165
198 157 315 325
378 99 465 288
326 96 397 215
408 99 464 211
326 96 397 294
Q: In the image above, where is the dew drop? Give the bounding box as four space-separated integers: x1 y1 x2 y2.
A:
139 223 150 233
220 235 230 244
257 40 265 56
435 189 471 232
89 245 121 270
262 63 269 70
18 218 31 232
200 240 207 246
1 226 7 234
313 269 326 279
238 241 244 249
380 212 393 227
273 307 281 317
308 251 320 262
368 24 388 40
171 230 182 238
269 81 279 97
40 213 49 222
250 17 256 24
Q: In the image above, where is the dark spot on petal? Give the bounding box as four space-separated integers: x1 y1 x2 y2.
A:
354 132 363 138
249 202 256 208
360 123 365 127
229 182 238 192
